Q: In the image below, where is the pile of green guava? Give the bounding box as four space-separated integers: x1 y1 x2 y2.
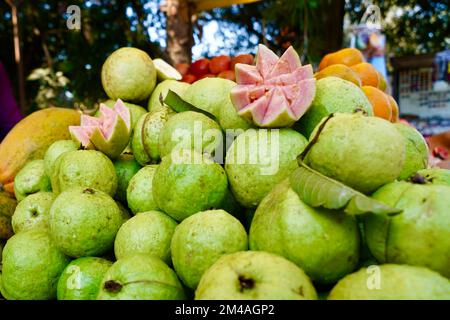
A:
1 45 448 301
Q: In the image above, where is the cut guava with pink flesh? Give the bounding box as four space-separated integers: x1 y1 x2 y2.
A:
69 99 131 159
231 44 316 128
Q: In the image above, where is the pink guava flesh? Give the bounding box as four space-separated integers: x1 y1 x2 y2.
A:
231 44 316 127
69 99 131 148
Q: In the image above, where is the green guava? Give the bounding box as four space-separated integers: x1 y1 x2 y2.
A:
171 209 248 289
126 165 159 214
44 140 79 178
101 99 147 132
394 122 429 180
148 80 190 113
295 77 373 138
249 179 360 284
113 154 141 203
195 251 317 300
14 160 51 201
56 150 118 196
365 181 450 277
328 264 450 300
97 254 185 300
416 168 450 186
116 201 132 223
131 107 174 165
0 229 70 300
225 128 307 208
101 47 157 102
57 257 113 300
49 187 123 258
114 210 177 263
152 151 228 221
12 191 55 233
183 77 251 130
158 111 223 158
305 113 405 194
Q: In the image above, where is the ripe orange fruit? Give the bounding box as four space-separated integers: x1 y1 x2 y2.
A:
231 54 254 70
350 62 380 87
217 70 236 81
318 48 365 71
387 95 399 122
361 86 392 121
209 55 232 75
318 53 331 71
182 74 197 84
315 64 362 86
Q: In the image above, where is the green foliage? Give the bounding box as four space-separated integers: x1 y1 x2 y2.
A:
27 68 70 109
0 0 167 111
0 1 447 114
345 0 449 56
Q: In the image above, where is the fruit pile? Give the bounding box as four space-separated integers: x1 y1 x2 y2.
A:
0 45 449 300
177 54 254 83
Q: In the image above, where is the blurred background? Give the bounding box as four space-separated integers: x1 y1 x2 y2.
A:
0 0 449 137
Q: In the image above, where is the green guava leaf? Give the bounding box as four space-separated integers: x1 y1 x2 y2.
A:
289 162 402 216
163 90 216 120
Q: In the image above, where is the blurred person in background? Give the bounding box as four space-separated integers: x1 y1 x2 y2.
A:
0 60 22 140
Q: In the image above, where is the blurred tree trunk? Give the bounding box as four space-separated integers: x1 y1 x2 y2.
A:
6 0 26 114
321 0 345 54
163 0 193 65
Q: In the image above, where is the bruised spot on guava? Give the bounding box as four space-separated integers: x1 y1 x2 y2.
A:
83 188 95 194
409 173 427 185
297 286 304 297
353 107 368 115
104 280 123 293
238 275 255 292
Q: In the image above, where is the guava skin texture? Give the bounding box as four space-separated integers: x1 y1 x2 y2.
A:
14 159 51 201
295 76 373 139
183 77 251 130
0 229 70 300
249 180 360 284
158 111 223 159
365 182 450 278
171 210 248 289
56 150 118 196
126 165 159 214
44 140 79 177
195 251 318 300
148 80 190 113
12 191 56 233
101 47 157 103
305 113 405 194
114 210 177 264
57 257 113 300
131 112 152 165
49 187 123 258
416 168 450 186
97 254 185 300
225 128 308 208
113 154 141 203
132 107 174 165
328 264 450 300
152 151 228 221
394 122 429 180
